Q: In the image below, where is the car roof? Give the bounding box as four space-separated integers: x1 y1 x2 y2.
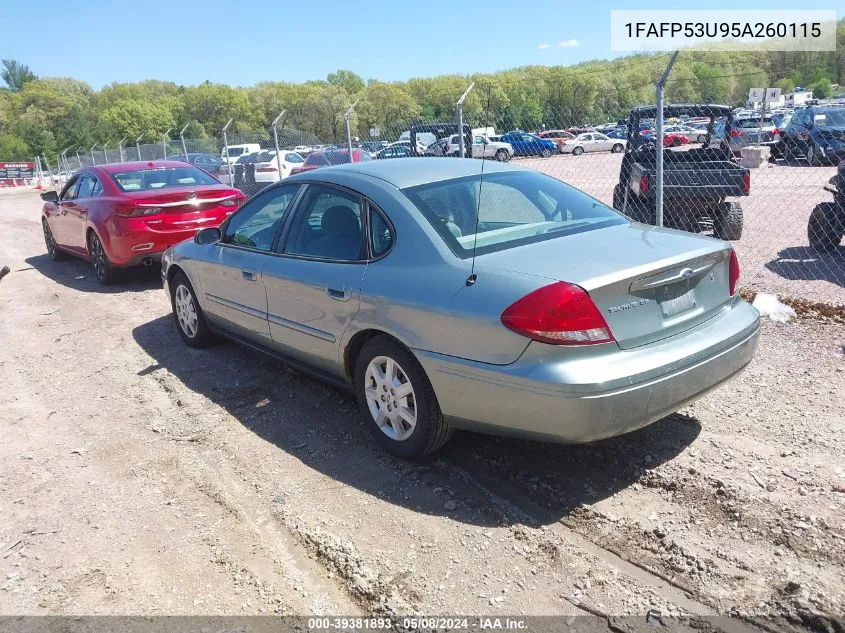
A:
289 156 521 189
95 160 197 174
631 103 733 118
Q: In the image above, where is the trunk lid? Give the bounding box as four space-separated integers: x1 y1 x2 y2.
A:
122 185 242 231
476 223 734 349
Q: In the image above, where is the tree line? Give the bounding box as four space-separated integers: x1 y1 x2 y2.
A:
1 22 843 161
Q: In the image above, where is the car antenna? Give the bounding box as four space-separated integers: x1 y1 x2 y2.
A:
464 82 480 287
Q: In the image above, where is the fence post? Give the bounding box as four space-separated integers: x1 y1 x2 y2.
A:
344 101 359 157
222 118 234 185
135 133 145 161
271 110 286 179
162 128 172 160
179 123 190 161
42 155 55 188
118 137 126 163
655 51 678 229
456 83 475 159
103 140 111 164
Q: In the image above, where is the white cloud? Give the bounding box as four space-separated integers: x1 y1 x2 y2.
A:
537 43 551 49
557 39 579 48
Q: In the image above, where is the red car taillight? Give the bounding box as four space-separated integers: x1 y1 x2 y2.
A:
742 172 750 193
729 250 740 296
771 128 781 135
220 197 243 209
730 129 743 137
256 166 278 173
640 174 648 193
113 203 162 218
501 282 615 346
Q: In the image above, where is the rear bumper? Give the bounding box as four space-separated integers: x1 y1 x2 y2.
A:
415 300 760 444
108 229 202 267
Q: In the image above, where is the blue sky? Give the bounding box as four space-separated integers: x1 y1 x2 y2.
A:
2 0 829 89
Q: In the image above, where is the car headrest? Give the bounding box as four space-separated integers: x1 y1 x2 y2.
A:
321 205 359 239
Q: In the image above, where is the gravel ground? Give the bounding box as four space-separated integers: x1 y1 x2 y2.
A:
0 191 843 630
514 152 845 306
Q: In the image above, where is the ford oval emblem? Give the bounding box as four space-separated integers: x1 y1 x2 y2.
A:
681 268 694 279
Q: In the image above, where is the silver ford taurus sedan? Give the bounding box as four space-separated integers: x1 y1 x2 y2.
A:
161 158 760 458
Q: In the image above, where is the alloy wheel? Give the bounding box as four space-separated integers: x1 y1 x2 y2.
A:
364 355 416 441
174 284 199 339
43 220 57 257
88 233 108 281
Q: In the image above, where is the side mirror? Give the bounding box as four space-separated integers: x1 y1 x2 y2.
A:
40 190 59 203
195 227 222 245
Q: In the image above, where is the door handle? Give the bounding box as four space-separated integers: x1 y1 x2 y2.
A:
241 270 257 281
326 286 350 301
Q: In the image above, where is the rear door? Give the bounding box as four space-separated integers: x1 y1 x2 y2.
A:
263 184 369 375
195 184 301 345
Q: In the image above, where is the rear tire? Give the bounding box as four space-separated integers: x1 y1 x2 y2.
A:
494 149 508 162
540 148 552 158
806 143 822 166
611 143 624 153
87 230 119 285
170 271 215 348
808 202 844 252
355 336 452 459
572 146 584 156
42 218 67 261
713 201 744 241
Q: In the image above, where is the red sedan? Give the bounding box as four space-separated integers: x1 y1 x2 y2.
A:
290 149 371 175
40 161 245 284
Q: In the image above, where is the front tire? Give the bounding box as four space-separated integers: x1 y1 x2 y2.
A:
572 146 584 156
355 336 452 459
87 231 118 285
611 143 624 153
494 149 509 162
540 148 552 158
42 218 67 261
808 203 844 252
806 143 822 166
713 201 744 241
170 271 215 348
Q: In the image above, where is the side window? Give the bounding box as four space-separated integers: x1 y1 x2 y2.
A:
283 186 364 261
224 184 300 251
60 176 81 201
369 205 394 258
91 177 103 196
76 175 96 198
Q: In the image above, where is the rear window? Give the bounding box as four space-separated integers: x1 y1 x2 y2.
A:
737 117 773 128
304 153 329 166
285 153 304 163
110 166 218 192
402 170 626 258
226 147 245 157
256 151 275 162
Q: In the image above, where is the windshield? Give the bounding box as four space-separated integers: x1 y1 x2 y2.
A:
110 166 218 192
813 108 845 127
226 147 246 157
402 170 626 258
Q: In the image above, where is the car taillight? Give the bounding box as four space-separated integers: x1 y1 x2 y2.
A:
728 250 740 296
730 129 743 137
772 128 781 135
114 204 162 218
500 282 615 346
220 198 243 208
742 172 750 193
256 166 278 172
640 175 648 193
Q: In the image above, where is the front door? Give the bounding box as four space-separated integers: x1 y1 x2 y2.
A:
264 184 368 376
67 173 99 252
195 184 301 345
52 175 82 250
